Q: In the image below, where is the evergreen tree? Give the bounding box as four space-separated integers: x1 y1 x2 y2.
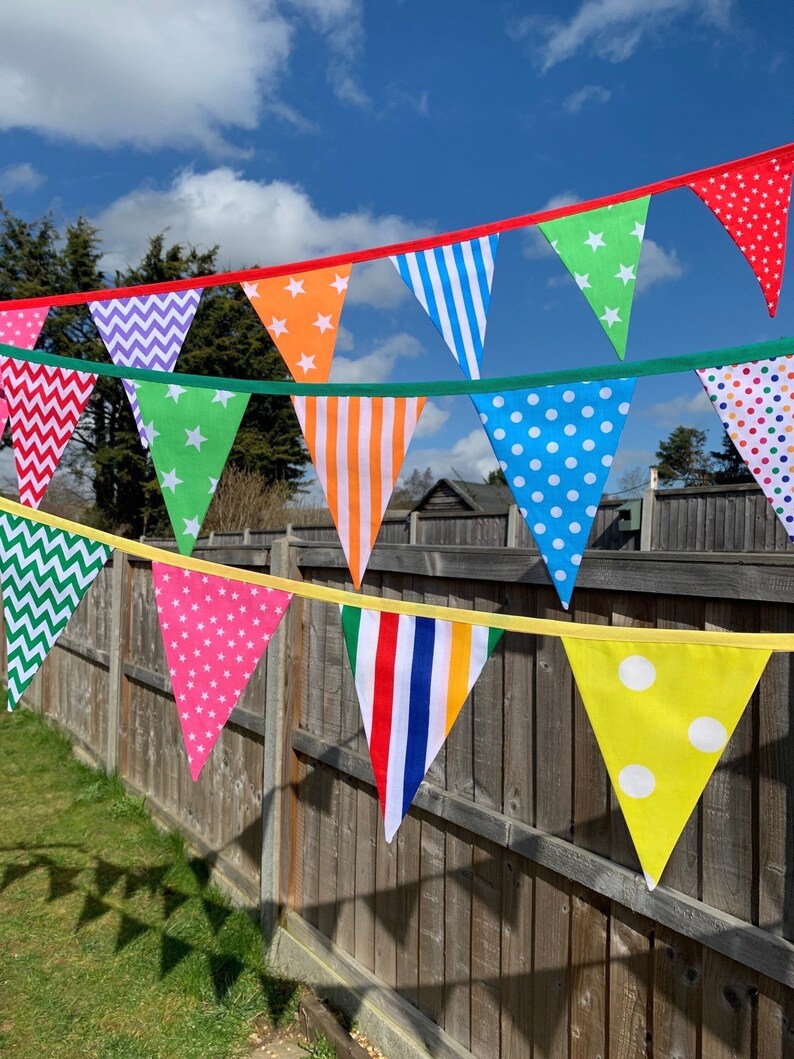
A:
655 426 714 487
710 431 753 484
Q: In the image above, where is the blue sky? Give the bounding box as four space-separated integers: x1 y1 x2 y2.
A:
1 0 793 495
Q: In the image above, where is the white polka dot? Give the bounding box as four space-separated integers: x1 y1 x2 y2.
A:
688 717 728 753
567 490 580 501
554 570 567 581
582 439 595 451
494 428 505 440
510 411 523 423
601 454 613 467
571 553 582 566
534 523 546 535
600 421 613 433
531 490 544 502
552 538 564 549
550 506 562 518
527 393 539 405
618 764 656 799
547 441 559 453
530 458 542 471
584 472 597 484
513 475 525 488
541 553 549 563
599 386 612 399
618 655 657 691
528 426 541 438
499 460 507 471
512 443 524 455
582 405 595 418
548 474 560 485
493 395 505 408
569 521 581 533
519 507 527 517
563 390 576 402
564 424 577 436
586 505 597 517
479 412 488 423
545 408 558 421
565 456 578 468
619 401 630 415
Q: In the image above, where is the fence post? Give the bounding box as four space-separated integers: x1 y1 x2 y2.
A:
409 511 419 544
506 504 519 548
640 465 658 551
243 528 251 545
106 552 129 774
261 535 297 938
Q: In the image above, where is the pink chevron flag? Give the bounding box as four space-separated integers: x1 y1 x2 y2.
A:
89 289 203 448
0 357 97 509
152 563 292 780
0 307 49 350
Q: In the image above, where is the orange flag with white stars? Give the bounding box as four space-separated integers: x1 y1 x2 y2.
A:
242 264 351 382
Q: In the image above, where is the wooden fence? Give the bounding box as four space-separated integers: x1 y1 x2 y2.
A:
10 540 794 1059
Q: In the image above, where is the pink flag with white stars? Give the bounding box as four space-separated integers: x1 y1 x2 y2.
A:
0 307 49 349
152 563 292 780
688 156 793 316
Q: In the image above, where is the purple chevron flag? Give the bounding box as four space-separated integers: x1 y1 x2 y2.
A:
89 289 203 448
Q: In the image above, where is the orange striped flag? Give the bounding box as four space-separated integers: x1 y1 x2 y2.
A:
292 396 426 588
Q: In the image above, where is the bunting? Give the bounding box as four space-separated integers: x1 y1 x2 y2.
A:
562 637 770 889
135 382 250 554
688 155 793 316
538 197 650 360
390 236 498 379
0 511 112 711
341 606 502 840
152 563 291 779
0 357 97 509
292 396 425 588
471 378 635 608
697 355 794 539
89 290 203 448
0 386 8 440
243 265 351 382
0 307 49 350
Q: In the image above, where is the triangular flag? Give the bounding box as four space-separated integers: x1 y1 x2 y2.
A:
341 606 502 841
471 379 635 608
538 197 650 360
697 355 794 538
390 236 498 380
0 357 97 509
152 563 291 779
688 156 793 316
135 382 250 555
292 396 425 588
0 512 112 710
89 290 203 448
0 308 49 349
562 637 770 889
242 265 351 382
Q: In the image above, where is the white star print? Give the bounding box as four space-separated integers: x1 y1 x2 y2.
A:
208 477 218 494
574 273 591 290
166 384 187 402
212 390 236 408
183 516 201 537
161 468 183 493
142 420 160 444
584 231 606 251
284 276 305 298
629 221 645 242
185 425 207 451
296 353 316 374
312 312 334 334
599 306 622 328
242 282 260 299
614 263 636 285
329 273 349 293
268 317 288 338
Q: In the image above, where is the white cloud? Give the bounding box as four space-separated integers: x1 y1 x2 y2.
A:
329 333 422 383
0 162 44 195
512 0 734 72
404 427 498 483
413 400 450 439
635 238 685 293
644 388 714 426
522 192 579 259
92 168 423 307
563 84 612 113
0 0 369 150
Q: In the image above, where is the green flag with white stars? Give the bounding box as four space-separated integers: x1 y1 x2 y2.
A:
135 382 250 554
538 196 650 361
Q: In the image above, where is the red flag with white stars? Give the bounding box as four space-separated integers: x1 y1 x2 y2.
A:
0 307 49 349
689 156 793 316
152 563 292 780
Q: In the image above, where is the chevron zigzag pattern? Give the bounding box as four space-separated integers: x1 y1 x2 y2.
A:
0 357 97 509
89 290 203 446
0 512 112 710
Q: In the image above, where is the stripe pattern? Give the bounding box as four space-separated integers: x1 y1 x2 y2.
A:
341 606 502 840
89 289 203 447
391 236 498 379
0 357 97 509
292 396 425 588
0 512 112 710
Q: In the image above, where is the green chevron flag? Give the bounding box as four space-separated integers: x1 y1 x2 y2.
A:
135 381 250 555
0 512 112 710
538 196 650 361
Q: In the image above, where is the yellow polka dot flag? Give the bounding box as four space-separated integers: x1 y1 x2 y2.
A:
561 639 771 890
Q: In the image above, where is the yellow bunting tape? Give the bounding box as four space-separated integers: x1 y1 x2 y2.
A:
1 495 792 649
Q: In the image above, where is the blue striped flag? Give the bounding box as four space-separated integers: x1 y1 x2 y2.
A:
390 236 498 379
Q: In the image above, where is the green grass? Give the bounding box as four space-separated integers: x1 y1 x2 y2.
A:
0 706 302 1059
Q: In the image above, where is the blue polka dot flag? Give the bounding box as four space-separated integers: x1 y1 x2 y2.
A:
471 378 636 608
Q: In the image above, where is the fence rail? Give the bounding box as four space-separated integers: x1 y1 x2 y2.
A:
10 538 794 1059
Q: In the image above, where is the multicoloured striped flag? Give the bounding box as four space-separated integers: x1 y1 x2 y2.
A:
341 606 502 841
390 236 498 379
292 396 425 588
